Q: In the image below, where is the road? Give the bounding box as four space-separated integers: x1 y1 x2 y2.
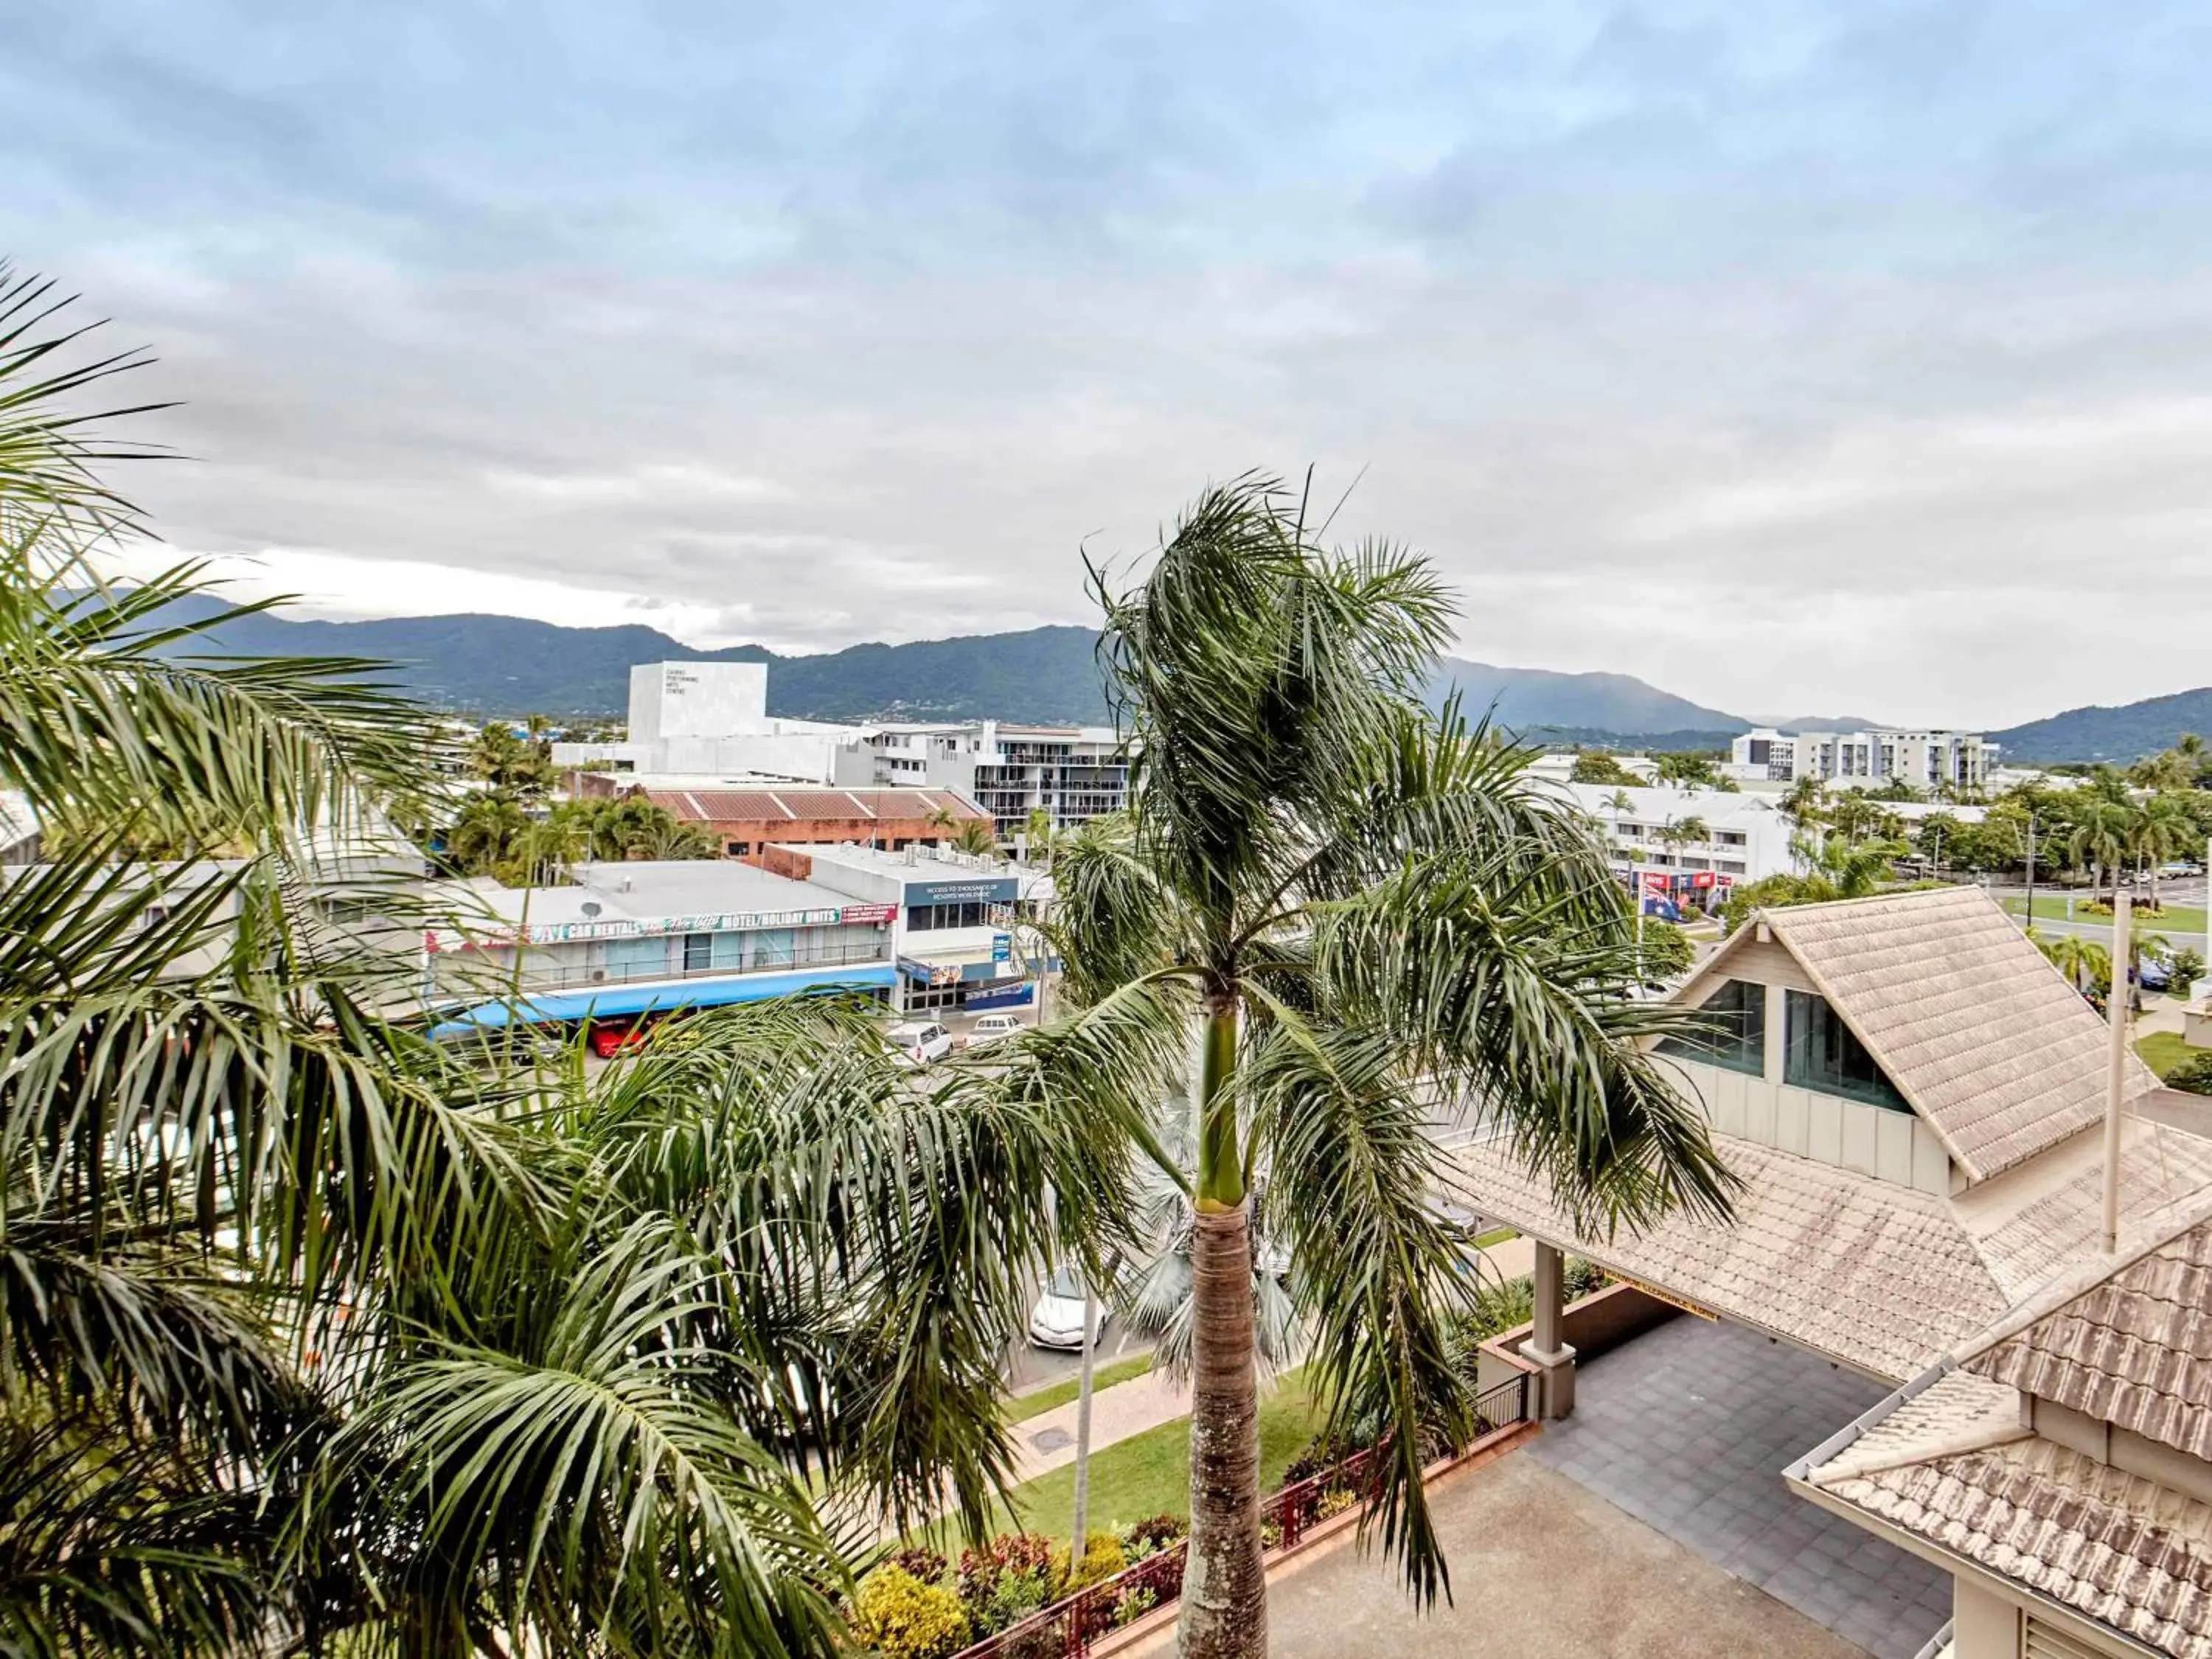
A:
1004 1318 1150 1393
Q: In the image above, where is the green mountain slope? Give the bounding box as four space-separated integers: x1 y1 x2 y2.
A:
1991 689 2212 763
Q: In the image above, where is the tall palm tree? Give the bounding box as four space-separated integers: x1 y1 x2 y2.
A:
1051 478 1732 1659
2067 797 2137 906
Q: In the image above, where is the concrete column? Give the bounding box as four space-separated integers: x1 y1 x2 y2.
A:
1763 981 1787 1084
1525 1241 1577 1420
1950 1578 2019 1658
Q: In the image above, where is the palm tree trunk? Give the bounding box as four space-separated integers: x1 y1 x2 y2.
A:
1179 995 1266 1659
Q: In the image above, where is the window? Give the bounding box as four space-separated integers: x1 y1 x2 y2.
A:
1715 830 1747 846
684 932 712 973
1785 990 1909 1110
1659 979 1765 1076
725 841 751 856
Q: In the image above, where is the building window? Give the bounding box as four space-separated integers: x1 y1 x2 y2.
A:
1659 978 1764 1076
684 932 712 973
725 841 751 856
1784 990 1910 1111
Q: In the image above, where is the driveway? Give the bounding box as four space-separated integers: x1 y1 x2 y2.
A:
1259 1453 1865 1659
1525 1316 1951 1659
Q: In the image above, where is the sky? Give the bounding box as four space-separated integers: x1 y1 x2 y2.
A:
9 1 2212 728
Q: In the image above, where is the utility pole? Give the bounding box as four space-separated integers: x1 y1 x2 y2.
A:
2024 815 2037 928
2102 890 2132 1255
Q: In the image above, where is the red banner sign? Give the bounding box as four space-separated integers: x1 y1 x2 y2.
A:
838 903 900 925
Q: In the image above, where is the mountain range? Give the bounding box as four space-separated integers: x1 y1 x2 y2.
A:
147 596 2206 762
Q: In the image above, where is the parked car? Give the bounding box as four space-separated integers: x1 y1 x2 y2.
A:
887 1019 953 1065
964 1012 1027 1050
589 1018 653 1059
1028 1265 1112 1351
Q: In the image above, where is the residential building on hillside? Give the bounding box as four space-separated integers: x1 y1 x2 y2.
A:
761 840 1055 1015
549 661 866 782
1729 726 1996 793
424 857 897 1032
565 776 992 861
1562 781 1797 902
835 720 1130 835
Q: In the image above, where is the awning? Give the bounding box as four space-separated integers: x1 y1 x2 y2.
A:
432 962 899 1033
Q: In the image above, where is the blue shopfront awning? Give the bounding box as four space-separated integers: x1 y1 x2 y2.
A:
431 962 898 1034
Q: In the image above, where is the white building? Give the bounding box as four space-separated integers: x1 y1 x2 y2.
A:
424 858 898 1032
835 721 1130 837
762 840 1057 1015
1561 782 1798 905
549 661 868 783
1729 726 1995 793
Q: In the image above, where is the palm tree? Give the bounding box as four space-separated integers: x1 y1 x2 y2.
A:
949 815 1001 857
2133 794 2193 909
1051 477 1731 1658
2033 926 2111 997
2067 797 2137 905
445 789 526 874
0 268 1147 1655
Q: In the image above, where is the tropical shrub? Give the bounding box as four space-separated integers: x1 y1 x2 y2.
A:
1055 1531 1127 1593
891 1545 950 1585
1112 1584 1160 1626
1116 1514 1186 1561
856 1567 969 1659
958 1533 1058 1634
2166 1051 2212 1097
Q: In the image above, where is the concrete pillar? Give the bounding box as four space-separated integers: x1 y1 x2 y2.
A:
1525 1241 1577 1420
1763 981 1787 1084
1950 1578 2019 1658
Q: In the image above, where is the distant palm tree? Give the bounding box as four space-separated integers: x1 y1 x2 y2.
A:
2034 926 2111 997
2133 795 2194 908
2067 798 2137 905
949 816 1001 857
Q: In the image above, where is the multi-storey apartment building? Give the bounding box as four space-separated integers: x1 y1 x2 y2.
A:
1728 726 1994 793
836 721 1130 836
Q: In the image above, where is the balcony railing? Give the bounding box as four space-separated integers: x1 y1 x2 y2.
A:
949 1372 1530 1659
434 939 891 997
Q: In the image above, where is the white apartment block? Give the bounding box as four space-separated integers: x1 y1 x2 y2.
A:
835 721 1130 836
1562 782 1798 902
1728 726 1994 792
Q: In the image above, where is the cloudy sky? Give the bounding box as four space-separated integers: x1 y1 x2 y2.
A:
9 1 2212 728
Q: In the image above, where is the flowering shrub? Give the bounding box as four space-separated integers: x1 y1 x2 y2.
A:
1055 1531 1126 1592
855 1566 968 1659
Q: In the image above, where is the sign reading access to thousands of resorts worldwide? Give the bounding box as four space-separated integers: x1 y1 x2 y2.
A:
425 902 901 952
909 875 1020 905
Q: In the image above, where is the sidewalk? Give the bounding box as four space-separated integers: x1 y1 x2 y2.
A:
1009 1367 1190 1481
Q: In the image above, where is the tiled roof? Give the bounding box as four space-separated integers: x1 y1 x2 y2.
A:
1808 1372 2212 1659
1976 1217 2212 1463
644 787 984 824
1753 886 2160 1183
1454 1120 2212 1383
1453 1132 2009 1381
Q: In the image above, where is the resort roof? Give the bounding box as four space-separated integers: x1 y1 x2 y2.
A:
641 786 984 824
1682 885 2160 1183
1453 1118 2212 1384
1797 1203 2212 1659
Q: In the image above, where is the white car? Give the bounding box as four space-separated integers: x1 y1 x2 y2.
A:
887 1020 953 1065
1028 1265 1111 1351
964 1012 1027 1050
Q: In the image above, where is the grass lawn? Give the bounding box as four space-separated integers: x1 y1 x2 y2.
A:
1472 1225 1519 1248
944 1369 1327 1546
2138 1030 2195 1079
2004 895 2208 934
1007 1353 1157 1424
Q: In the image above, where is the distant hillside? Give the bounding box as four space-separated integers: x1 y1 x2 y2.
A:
151 596 1115 722
1429 658 1747 738
1992 689 2212 763
1752 714 1885 731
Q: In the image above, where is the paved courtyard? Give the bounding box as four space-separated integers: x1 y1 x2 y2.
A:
1525 1315 1952 1659
1254 1453 1865 1658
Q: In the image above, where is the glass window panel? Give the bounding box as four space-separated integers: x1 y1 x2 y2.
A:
1658 978 1765 1076
1784 990 1910 1111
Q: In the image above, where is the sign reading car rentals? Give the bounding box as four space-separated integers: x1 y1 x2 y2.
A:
426 901 891 952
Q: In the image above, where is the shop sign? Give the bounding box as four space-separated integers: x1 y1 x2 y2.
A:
911 877 1020 905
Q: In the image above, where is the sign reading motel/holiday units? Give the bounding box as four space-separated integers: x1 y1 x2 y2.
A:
426 901 900 953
